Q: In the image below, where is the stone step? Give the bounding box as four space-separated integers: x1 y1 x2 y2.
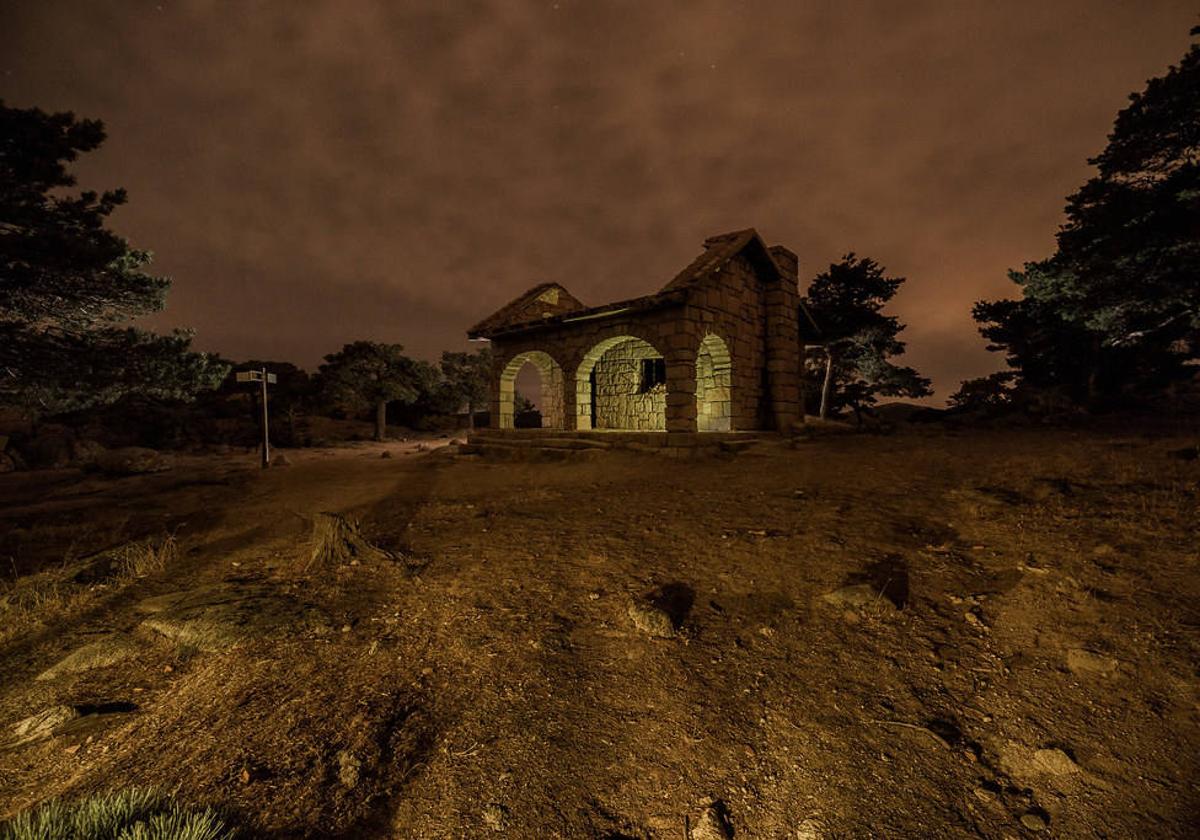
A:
458 442 605 462
468 435 610 450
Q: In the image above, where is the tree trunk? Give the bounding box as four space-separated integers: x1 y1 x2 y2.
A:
797 343 808 425
467 398 475 431
374 400 387 441
819 350 835 420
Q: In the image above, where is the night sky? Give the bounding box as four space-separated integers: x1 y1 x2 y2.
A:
3 1 1196 400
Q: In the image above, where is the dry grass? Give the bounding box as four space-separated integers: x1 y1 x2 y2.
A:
110 534 178 580
0 533 178 645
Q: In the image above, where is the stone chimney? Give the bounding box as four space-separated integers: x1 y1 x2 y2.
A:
768 245 799 282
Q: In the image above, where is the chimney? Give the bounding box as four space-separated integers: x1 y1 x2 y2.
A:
768 245 798 281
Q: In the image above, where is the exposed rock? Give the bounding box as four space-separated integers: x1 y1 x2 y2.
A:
36 635 143 681
337 749 362 788
1020 810 1049 832
380 450 393 459
8 705 80 747
138 584 331 651
1066 648 1119 677
482 803 508 831
820 583 887 609
95 446 174 475
627 599 675 637
689 802 733 840
1031 747 1080 776
70 439 108 466
999 742 1081 784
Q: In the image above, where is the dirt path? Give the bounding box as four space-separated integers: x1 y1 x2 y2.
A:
1 428 1197 838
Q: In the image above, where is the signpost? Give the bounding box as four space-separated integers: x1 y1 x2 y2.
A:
236 368 278 468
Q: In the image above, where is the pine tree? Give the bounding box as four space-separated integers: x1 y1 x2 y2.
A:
973 25 1200 401
0 101 227 421
803 254 931 418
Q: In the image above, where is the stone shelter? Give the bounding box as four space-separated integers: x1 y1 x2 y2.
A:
467 228 817 435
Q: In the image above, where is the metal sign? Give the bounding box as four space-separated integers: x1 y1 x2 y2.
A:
236 370 277 384
236 367 276 467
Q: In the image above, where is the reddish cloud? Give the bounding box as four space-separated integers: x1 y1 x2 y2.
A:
3 0 1195 399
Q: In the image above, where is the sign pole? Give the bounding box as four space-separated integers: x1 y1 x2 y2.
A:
260 365 270 469
236 368 278 469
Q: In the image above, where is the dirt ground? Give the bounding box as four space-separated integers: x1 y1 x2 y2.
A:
0 425 1197 838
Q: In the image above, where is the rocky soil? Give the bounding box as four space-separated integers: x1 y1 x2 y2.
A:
0 426 1197 838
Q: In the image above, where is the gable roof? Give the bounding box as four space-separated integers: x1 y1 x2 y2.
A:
467 228 818 339
658 228 776 292
466 282 585 337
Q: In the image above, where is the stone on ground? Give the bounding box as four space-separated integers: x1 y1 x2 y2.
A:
628 599 675 637
689 802 733 840
1066 648 1119 676
95 446 174 475
8 706 80 747
481 803 507 831
820 583 887 609
336 749 362 788
36 635 143 681
138 584 331 651
1020 811 1049 831
1032 747 1080 776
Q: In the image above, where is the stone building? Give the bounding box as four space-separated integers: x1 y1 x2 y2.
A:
467 228 817 434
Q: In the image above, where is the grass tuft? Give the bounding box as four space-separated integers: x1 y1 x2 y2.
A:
0 788 235 840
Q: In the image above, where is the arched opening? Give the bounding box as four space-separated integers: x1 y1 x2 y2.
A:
696 333 732 431
499 351 564 429
575 336 667 430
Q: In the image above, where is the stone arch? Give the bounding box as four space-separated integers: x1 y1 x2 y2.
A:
696 333 733 432
574 335 667 430
498 350 564 429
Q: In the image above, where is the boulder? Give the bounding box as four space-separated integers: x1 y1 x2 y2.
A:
95 446 174 475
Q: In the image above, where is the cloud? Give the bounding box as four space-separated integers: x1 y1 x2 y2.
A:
2 0 1195 399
